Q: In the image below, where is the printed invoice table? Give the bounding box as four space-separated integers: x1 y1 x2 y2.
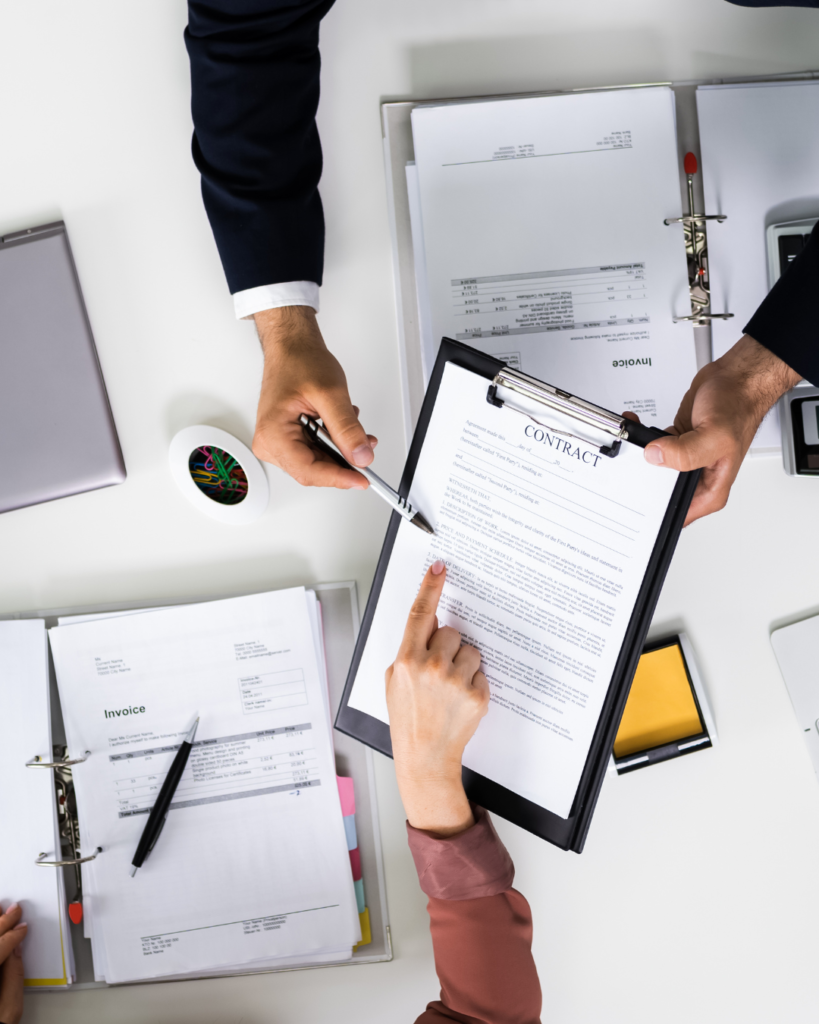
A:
451 264 650 339
4 1 819 1022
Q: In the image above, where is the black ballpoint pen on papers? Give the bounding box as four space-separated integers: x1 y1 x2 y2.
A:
299 414 435 535
130 717 199 878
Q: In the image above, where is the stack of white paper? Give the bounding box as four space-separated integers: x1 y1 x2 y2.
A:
48 588 359 984
408 86 697 428
697 81 819 453
0 620 74 988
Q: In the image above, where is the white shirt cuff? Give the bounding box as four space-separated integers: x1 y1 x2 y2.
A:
233 281 320 320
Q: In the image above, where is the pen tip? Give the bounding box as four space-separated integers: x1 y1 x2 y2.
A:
412 512 435 535
130 865 138 878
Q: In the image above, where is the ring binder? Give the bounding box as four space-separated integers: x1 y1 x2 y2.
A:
12 583 390 988
665 152 734 327
486 366 627 458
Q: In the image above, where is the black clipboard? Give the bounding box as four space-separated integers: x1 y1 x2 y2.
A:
336 338 699 853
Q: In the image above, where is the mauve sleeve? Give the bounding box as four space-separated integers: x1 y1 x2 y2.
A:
407 806 542 1024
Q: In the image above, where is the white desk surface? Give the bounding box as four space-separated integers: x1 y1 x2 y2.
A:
3 2 819 1021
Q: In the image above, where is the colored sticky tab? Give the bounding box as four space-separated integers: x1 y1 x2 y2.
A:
343 814 358 851
353 907 371 951
348 845 362 881
354 877 366 914
336 775 355 817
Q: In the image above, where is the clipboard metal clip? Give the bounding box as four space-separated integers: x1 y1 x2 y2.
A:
487 367 627 458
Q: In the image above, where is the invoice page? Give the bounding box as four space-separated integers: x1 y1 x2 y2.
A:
49 588 358 983
348 363 679 818
410 87 696 426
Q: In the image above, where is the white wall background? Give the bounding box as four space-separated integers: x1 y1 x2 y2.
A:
2 1 819 1021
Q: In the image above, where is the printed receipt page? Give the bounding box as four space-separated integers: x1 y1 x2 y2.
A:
411 87 696 425
348 363 678 818
49 589 358 982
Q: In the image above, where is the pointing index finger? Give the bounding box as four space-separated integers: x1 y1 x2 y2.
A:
400 561 447 653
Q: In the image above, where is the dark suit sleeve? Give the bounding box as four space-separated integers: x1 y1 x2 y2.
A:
185 0 337 294
743 221 819 385
725 0 818 6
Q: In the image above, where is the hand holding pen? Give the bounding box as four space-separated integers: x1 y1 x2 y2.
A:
300 416 434 534
251 308 380 490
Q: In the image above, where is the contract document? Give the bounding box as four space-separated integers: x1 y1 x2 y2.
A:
48 588 359 983
347 361 680 820
409 87 696 426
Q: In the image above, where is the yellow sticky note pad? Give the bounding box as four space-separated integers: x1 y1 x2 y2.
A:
614 643 703 758
353 908 372 951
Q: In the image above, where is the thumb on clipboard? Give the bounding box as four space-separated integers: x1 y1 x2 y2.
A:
632 335 801 526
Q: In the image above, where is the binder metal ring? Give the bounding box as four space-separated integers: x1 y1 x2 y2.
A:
673 312 735 324
27 751 90 768
664 213 727 225
36 847 102 868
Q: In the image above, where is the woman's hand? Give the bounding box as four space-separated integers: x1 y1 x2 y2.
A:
386 561 490 837
0 902 26 1024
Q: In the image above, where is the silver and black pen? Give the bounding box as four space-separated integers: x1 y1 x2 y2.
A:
130 717 199 877
299 415 434 535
